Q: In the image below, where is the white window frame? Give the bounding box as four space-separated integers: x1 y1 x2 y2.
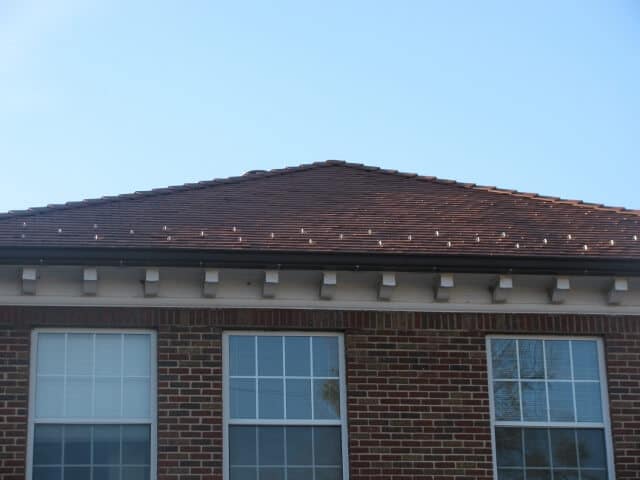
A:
26 328 157 480
486 335 616 479
222 331 349 480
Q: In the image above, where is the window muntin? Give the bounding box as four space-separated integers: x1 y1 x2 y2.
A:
29 331 156 480
487 337 614 480
224 333 348 480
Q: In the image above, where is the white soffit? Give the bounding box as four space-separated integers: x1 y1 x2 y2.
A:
0 266 637 315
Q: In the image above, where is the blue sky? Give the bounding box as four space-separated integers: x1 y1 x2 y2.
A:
1 0 639 213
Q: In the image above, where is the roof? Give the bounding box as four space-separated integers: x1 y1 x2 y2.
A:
1 161 639 264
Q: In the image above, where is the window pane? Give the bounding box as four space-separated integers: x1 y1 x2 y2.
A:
258 337 283 376
493 382 520 421
548 382 574 422
577 429 606 468
66 376 92 418
526 471 551 480
259 468 284 480
552 471 578 480
36 376 64 418
122 467 149 480
95 377 122 417
522 382 547 421
123 378 150 418
67 334 93 375
545 341 571 380
64 425 91 465
230 378 256 419
314 379 340 419
288 468 313 480
519 340 544 379
93 466 120 480
285 337 310 377
122 425 150 465
229 336 255 377
581 470 607 480
258 379 284 419
95 334 122 376
286 379 312 419
495 428 523 467
313 337 339 377
286 427 312 465
33 467 62 480
37 333 65 375
524 428 550 467
550 429 577 468
572 341 599 380
230 467 257 480
34 425 63 465
94 425 121 465
498 470 524 480
226 334 344 480
258 427 285 465
229 426 257 466
316 467 342 480
124 335 151 377
64 467 91 480
34 424 150 480
314 427 342 466
491 339 518 379
575 383 602 422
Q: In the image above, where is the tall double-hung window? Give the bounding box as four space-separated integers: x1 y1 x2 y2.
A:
28 330 156 480
487 336 614 480
223 332 348 480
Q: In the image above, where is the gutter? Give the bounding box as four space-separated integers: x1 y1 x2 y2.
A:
0 247 639 276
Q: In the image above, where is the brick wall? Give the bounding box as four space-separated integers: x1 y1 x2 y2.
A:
1 307 639 479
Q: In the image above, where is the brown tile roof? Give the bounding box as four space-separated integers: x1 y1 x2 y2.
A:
1 160 639 259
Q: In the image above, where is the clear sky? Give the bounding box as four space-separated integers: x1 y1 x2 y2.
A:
1 0 639 213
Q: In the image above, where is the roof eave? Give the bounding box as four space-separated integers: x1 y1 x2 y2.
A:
1 246 639 277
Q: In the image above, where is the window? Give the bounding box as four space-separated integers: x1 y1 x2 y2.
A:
28 330 156 480
223 332 348 480
487 336 615 480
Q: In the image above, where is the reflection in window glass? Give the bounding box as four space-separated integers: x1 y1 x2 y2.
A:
492 339 518 379
494 382 520 421
228 426 342 479
33 425 151 479
489 338 611 480
519 340 544 379
496 428 607 479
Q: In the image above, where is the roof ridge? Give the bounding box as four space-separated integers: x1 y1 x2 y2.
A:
2 159 638 219
0 160 343 219
336 161 640 217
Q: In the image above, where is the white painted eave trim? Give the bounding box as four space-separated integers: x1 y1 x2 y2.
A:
1 295 639 315
0 265 638 315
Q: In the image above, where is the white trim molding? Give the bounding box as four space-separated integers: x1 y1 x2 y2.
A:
21 267 37 295
320 271 337 300
377 272 396 301
203 269 220 298
144 268 160 297
0 266 638 315
607 277 628 305
435 273 455 302
83 267 98 296
550 276 571 304
492 275 513 303
263 270 280 298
